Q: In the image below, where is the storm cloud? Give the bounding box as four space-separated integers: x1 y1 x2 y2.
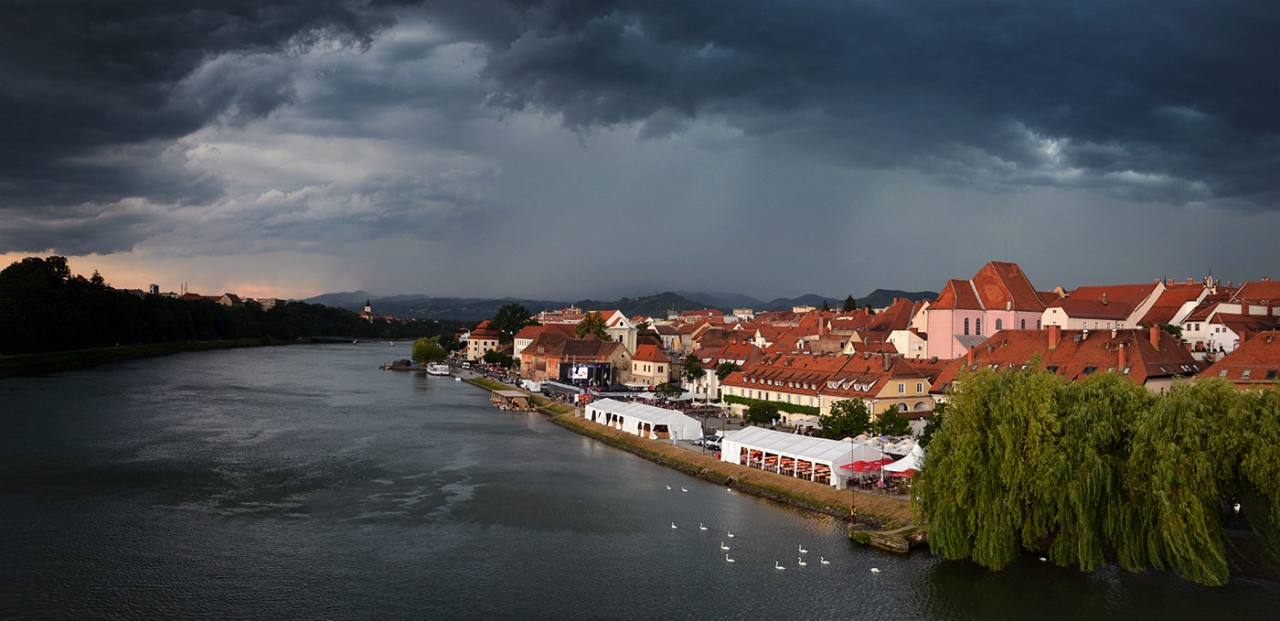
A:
1 1 1278 297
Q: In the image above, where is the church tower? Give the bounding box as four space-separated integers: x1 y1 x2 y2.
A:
362 299 373 323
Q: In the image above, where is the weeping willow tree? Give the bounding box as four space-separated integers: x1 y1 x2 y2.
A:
916 367 1280 586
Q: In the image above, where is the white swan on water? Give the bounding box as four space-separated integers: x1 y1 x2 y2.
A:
666 485 671 490
797 557 807 567
798 544 808 554
681 487 688 492
699 523 707 531
774 561 785 570
870 568 880 573
671 522 677 529
727 531 735 538
820 557 830 565
725 554 735 563
720 542 730 550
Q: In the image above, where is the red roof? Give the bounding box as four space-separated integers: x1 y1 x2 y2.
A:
932 327 1203 391
633 343 668 363
1198 330 1280 388
1139 283 1206 326
931 262 1047 312
1232 280 1280 304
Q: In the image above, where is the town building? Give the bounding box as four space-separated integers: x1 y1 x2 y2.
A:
926 261 1053 359
1198 330 1280 389
466 320 501 361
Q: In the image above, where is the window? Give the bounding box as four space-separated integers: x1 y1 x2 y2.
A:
916 382 924 392
976 319 982 335
1021 319 1026 329
1267 370 1278 380
1045 365 1059 374
995 319 1003 331
964 318 970 335
1242 370 1252 379
657 366 664 373
1219 370 1228 378
1082 366 1098 375
1037 320 1041 329
898 383 905 394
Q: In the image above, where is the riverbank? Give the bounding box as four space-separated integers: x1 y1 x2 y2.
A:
461 375 914 530
0 338 285 377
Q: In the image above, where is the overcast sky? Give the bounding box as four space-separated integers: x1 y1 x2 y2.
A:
2 1 1279 301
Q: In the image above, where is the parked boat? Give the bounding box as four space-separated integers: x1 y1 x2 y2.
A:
426 363 450 376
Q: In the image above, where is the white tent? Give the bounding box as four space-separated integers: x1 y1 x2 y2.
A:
720 427 854 487
583 398 703 441
884 443 925 473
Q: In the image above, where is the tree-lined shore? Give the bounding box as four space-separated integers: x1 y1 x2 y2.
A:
0 256 464 361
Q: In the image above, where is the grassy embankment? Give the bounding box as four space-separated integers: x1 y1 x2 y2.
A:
462 376 913 529
0 338 280 377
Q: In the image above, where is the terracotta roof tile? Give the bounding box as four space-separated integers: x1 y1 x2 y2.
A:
1198 330 1280 388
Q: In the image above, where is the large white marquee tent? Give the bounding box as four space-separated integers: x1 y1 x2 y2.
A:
583 399 704 441
719 427 855 488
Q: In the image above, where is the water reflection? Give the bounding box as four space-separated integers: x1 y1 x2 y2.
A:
0 344 1275 621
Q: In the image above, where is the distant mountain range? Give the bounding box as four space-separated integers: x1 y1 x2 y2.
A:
305 288 937 321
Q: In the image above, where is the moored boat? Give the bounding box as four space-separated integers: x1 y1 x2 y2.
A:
426 363 451 376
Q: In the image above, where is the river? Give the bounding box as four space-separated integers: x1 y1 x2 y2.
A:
1 344 1275 620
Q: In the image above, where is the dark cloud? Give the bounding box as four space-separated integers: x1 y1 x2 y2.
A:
461 1 1280 205
2 0 1279 265
0 0 407 208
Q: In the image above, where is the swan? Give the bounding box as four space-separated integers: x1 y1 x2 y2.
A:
820 557 830 565
870 568 880 573
725 554 735 563
775 561 786 570
727 531 735 538
666 485 671 490
671 522 678 529
798 544 808 554
797 557 807 567
1039 557 1047 562
699 523 708 531
720 542 730 550
681 487 688 492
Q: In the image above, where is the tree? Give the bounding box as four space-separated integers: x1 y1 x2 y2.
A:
842 295 857 312
412 337 447 363
575 311 608 339
653 382 684 400
483 349 515 369
715 361 740 382
89 269 105 287
680 354 704 386
745 401 779 426
871 405 911 436
821 399 870 439
821 299 830 312
917 402 946 448
491 303 535 343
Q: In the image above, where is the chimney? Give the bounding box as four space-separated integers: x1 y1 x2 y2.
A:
1240 330 1249 345
1150 325 1161 350
1048 324 1061 349
883 353 892 371
1118 343 1127 371
1101 293 1108 305
966 346 974 364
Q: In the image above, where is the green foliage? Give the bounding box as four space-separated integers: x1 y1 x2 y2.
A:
574 311 608 340
821 399 870 439
917 364 1280 586
715 361 740 381
851 531 871 544
680 354 704 386
821 299 830 312
412 337 447 364
918 402 946 448
0 256 461 356
482 349 515 368
723 394 820 417
842 295 857 312
871 405 911 437
490 303 535 343
653 382 684 400
745 401 780 426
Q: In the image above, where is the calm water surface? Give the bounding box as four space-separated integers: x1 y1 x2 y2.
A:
1 345 1276 620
